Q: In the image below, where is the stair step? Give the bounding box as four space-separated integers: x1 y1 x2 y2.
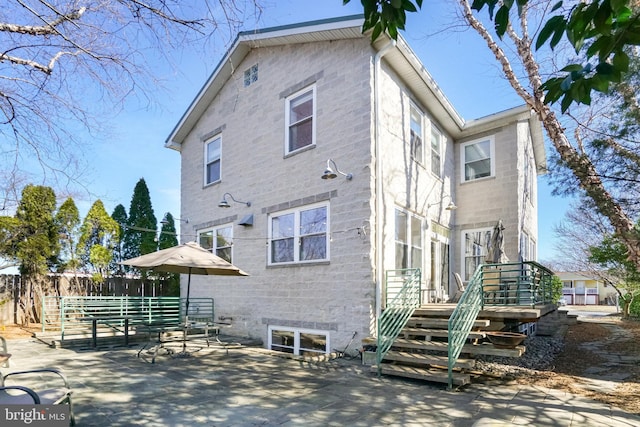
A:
405 318 490 328
401 327 486 340
377 364 471 386
384 350 475 369
413 307 455 317
392 339 525 357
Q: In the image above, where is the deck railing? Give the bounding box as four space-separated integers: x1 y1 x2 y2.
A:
481 261 555 307
447 266 483 389
377 269 421 373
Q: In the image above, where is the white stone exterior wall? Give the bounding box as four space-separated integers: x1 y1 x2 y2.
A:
375 60 457 289
178 38 377 347
454 119 538 279
174 28 541 350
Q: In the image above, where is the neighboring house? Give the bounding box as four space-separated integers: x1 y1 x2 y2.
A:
556 271 615 305
165 16 547 355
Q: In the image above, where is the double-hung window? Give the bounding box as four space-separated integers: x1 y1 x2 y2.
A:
199 225 233 263
395 209 424 270
269 203 328 265
462 228 492 280
431 126 443 178
462 137 494 182
409 104 424 164
204 135 222 185
285 86 315 154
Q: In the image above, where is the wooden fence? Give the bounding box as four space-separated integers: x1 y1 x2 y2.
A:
0 274 173 325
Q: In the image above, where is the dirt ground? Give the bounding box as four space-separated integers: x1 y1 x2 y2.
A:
0 324 41 340
515 315 640 415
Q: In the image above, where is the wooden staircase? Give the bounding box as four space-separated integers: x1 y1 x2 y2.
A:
376 307 526 386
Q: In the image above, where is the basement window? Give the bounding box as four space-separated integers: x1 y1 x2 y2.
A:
268 326 329 356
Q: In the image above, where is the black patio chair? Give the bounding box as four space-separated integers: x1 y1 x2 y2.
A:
0 368 75 426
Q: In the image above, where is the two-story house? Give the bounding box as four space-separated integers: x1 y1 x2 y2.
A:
165 15 546 356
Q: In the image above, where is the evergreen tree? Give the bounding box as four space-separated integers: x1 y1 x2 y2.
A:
122 178 157 262
6 185 59 323
158 212 180 296
54 197 81 273
79 200 119 283
158 212 179 250
13 185 59 276
110 204 128 276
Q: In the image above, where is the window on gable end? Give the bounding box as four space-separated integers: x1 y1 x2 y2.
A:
244 64 258 87
204 135 221 185
285 86 315 154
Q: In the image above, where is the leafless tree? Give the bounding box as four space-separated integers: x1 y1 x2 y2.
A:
0 0 262 211
549 202 639 316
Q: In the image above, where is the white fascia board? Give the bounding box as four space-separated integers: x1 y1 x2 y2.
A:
462 105 547 173
165 16 366 150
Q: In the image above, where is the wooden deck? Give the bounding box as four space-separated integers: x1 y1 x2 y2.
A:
416 303 557 322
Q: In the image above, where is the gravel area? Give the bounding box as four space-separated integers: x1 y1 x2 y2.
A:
474 333 565 378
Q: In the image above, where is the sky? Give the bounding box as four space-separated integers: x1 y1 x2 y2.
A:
75 0 569 261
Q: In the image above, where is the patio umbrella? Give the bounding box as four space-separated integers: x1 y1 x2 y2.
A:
120 241 248 322
486 220 509 264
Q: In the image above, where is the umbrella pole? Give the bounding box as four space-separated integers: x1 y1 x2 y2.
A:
183 268 192 352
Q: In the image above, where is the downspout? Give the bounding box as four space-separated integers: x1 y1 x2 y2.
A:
374 39 396 323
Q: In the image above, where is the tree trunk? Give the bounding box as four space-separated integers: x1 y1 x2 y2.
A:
459 0 640 268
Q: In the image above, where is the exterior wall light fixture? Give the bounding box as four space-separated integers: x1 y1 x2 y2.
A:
218 192 251 208
321 158 353 180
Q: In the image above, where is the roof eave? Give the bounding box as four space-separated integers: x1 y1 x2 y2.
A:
461 105 547 173
165 15 366 150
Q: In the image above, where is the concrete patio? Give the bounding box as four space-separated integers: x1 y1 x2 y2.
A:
4 336 640 426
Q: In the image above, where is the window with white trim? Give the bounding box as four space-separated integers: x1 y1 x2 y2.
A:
524 147 534 203
520 232 537 262
198 224 233 263
409 104 424 164
204 135 221 185
268 203 328 265
462 137 494 182
462 228 492 280
431 126 443 178
268 326 329 356
285 86 315 154
395 209 424 270
430 225 450 298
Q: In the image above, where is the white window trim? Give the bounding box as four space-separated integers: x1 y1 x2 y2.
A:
430 125 444 179
267 325 330 356
284 85 316 155
409 102 424 165
461 136 495 182
394 207 425 271
198 223 233 263
460 227 492 281
204 134 222 186
267 201 329 266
